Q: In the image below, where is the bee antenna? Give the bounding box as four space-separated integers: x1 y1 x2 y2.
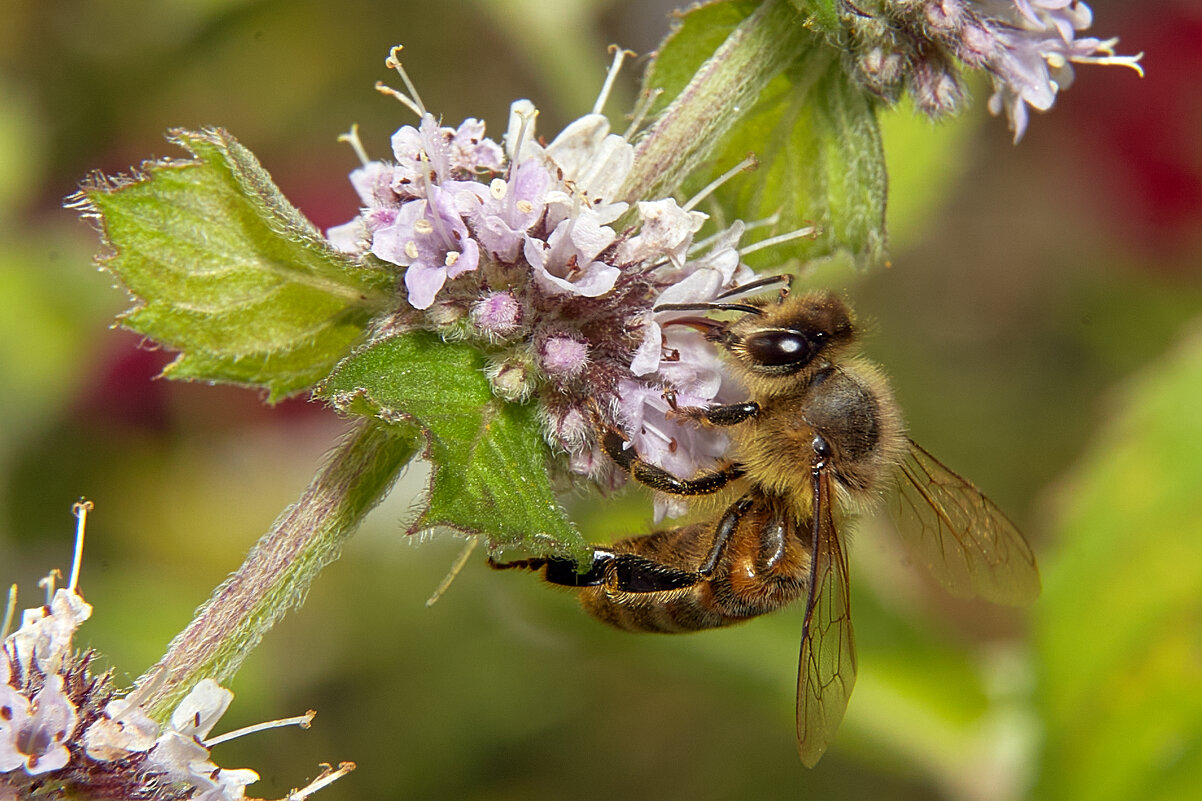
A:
660 316 725 335
713 274 792 300
653 302 763 315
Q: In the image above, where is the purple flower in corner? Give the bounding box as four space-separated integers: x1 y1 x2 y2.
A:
371 185 480 309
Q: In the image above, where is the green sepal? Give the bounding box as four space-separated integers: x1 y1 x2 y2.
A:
76 127 396 401
316 331 587 560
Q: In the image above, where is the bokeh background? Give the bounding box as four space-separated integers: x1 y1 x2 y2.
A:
2 1 1200 799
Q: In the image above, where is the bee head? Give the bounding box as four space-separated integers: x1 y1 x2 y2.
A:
719 291 855 377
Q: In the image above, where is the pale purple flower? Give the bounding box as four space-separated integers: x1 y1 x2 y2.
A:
616 378 732 522
459 158 551 261
391 114 503 194
147 679 264 801
0 673 78 775
542 112 634 205
964 1 1142 140
83 695 159 761
327 161 402 253
523 207 621 297
843 1 1141 140
617 199 708 269
330 56 782 511
0 672 32 774
371 185 480 309
8 589 91 678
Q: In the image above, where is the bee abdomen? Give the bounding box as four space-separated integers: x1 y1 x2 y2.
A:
579 583 733 633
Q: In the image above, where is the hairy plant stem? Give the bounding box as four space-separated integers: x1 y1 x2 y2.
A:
135 419 419 718
620 0 813 203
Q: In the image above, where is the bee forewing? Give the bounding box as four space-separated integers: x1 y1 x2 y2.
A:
796 470 857 768
888 440 1040 606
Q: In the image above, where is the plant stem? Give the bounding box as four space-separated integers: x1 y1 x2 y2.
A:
135 419 419 718
620 0 812 203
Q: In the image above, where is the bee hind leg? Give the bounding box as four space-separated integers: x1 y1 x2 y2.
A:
487 549 616 587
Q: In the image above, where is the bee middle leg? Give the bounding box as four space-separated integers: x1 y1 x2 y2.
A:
601 429 745 495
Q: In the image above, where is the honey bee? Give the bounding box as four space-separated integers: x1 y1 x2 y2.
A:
491 285 1040 766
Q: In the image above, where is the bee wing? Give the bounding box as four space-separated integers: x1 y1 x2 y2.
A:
796 467 857 768
889 439 1040 606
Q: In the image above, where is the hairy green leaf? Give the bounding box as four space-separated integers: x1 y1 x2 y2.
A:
317 332 585 560
641 0 886 268
76 127 396 401
641 0 764 118
1034 324 1202 801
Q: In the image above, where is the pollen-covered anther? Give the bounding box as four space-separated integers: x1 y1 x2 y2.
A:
489 178 507 200
444 251 460 268
413 218 434 235
404 241 420 259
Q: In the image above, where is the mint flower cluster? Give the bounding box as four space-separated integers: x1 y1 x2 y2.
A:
843 0 1143 140
328 60 786 519
1 586 258 800
1 508 345 801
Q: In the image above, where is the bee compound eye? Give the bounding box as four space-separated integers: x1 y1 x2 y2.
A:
742 330 819 370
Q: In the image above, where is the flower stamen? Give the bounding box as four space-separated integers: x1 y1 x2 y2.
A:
336 124 372 168
381 44 427 116
2 583 15 639
37 570 61 605
204 709 316 748
683 154 758 212
68 499 92 594
593 45 635 117
1071 38 1145 75
282 761 358 801
374 81 425 118
623 87 663 141
740 224 821 257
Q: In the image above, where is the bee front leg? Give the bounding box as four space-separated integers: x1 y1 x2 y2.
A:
670 402 761 427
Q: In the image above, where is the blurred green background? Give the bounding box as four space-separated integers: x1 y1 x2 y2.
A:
2 1 1200 799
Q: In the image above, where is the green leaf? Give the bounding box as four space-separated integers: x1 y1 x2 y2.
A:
76 127 396 401
1034 323 1202 801
625 0 812 204
700 48 885 268
640 0 765 118
640 0 887 268
317 331 586 560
